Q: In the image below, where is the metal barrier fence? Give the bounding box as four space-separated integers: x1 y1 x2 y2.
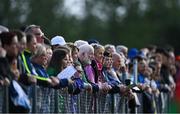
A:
0 86 9 113
0 84 172 113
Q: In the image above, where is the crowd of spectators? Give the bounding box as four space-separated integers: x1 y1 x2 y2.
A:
0 24 179 113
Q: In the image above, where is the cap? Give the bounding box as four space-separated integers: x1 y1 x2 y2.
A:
0 25 9 33
51 36 66 46
128 48 138 59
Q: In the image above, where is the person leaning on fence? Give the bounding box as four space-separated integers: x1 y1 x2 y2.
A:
31 44 59 87
102 51 131 95
47 47 79 113
79 44 111 93
18 33 37 85
78 44 102 113
0 32 19 81
47 47 74 88
134 51 156 113
102 51 134 112
31 44 59 113
90 43 105 83
66 43 84 94
0 32 30 113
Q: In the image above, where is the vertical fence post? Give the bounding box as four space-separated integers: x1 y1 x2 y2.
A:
3 86 9 113
54 90 59 113
133 58 138 114
32 85 37 113
133 59 138 84
111 94 114 113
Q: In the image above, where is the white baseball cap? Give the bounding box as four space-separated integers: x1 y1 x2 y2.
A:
51 35 66 46
0 25 9 33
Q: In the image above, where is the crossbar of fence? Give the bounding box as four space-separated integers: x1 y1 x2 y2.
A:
0 85 172 113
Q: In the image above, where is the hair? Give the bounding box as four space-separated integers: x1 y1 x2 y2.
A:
91 43 104 52
12 30 26 42
164 45 174 52
104 44 116 53
147 44 157 52
26 33 35 44
0 32 17 47
78 44 94 56
55 45 71 54
116 45 128 54
43 36 51 46
66 43 79 53
104 51 112 58
48 48 68 72
155 48 170 58
32 44 46 58
24 24 40 34
87 39 99 44
74 40 88 48
112 52 121 60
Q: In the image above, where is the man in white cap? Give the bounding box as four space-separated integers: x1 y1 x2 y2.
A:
51 35 66 50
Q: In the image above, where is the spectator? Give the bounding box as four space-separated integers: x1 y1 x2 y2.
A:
25 24 45 44
51 35 66 50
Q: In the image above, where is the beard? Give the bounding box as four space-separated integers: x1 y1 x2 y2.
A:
83 58 91 65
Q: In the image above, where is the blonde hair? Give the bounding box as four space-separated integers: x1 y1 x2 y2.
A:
32 44 46 58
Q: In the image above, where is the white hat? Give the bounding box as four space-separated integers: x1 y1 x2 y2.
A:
0 25 9 33
51 36 66 46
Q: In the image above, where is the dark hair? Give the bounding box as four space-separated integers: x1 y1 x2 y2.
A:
147 44 157 51
155 48 170 58
164 45 174 52
149 62 157 72
87 39 99 44
103 51 112 57
0 32 17 47
43 36 51 46
48 49 68 72
12 30 26 42
55 45 71 53
26 34 35 43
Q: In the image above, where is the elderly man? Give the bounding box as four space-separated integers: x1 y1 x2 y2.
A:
25 24 45 44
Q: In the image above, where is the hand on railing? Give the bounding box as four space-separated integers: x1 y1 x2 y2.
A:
49 76 59 86
0 77 10 86
98 82 112 93
28 76 37 84
119 84 129 94
84 83 92 93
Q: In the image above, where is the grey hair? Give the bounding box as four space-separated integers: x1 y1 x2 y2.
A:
24 24 40 34
74 40 88 48
104 44 116 52
32 44 46 58
116 45 128 54
78 44 94 56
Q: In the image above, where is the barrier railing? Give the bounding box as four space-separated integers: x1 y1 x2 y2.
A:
0 84 172 113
